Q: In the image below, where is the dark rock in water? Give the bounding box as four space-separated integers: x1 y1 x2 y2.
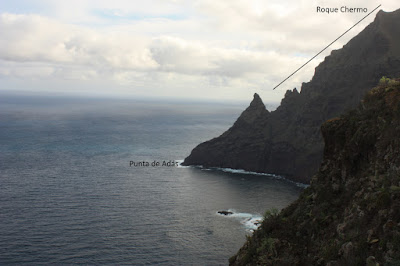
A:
229 77 400 265
254 221 261 226
183 9 400 183
218 211 233 216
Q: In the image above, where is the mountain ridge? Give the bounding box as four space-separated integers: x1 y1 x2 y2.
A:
183 9 400 183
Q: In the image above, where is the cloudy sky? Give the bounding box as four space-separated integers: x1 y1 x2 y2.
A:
0 0 398 103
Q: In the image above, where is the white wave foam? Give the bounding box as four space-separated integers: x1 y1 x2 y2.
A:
175 159 190 168
242 216 263 231
216 209 263 232
217 167 280 178
176 160 309 188
216 168 309 188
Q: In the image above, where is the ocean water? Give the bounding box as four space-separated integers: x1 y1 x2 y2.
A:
0 94 302 265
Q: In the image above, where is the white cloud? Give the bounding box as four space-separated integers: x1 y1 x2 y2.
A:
0 0 399 101
0 13 304 80
0 14 159 70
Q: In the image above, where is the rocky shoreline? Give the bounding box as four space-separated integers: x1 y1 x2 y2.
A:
229 78 400 265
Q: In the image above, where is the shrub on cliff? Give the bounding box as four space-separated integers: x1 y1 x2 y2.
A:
230 78 400 265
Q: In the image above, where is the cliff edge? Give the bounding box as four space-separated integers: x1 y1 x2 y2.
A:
182 93 271 171
183 9 400 183
229 78 400 265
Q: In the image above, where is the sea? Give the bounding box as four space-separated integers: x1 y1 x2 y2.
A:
0 93 303 265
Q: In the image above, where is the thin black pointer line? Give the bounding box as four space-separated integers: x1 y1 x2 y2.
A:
272 4 382 90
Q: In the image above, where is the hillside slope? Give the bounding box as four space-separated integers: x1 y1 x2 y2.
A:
183 9 400 183
229 78 400 265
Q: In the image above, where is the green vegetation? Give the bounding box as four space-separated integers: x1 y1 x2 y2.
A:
379 76 400 86
263 208 279 220
257 237 277 258
230 77 400 265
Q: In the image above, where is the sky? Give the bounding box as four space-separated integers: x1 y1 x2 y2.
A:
0 0 398 104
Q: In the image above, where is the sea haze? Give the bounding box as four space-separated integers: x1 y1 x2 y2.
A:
0 93 301 265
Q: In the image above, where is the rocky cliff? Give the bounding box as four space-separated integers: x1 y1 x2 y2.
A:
182 93 271 172
183 9 400 183
229 78 400 265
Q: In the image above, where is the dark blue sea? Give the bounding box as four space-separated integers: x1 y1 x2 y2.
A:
0 93 302 265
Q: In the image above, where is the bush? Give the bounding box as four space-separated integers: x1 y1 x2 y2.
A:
257 237 277 256
379 76 391 85
263 208 280 220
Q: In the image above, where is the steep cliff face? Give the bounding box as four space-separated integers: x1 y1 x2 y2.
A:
229 78 400 265
183 93 271 171
183 9 400 183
